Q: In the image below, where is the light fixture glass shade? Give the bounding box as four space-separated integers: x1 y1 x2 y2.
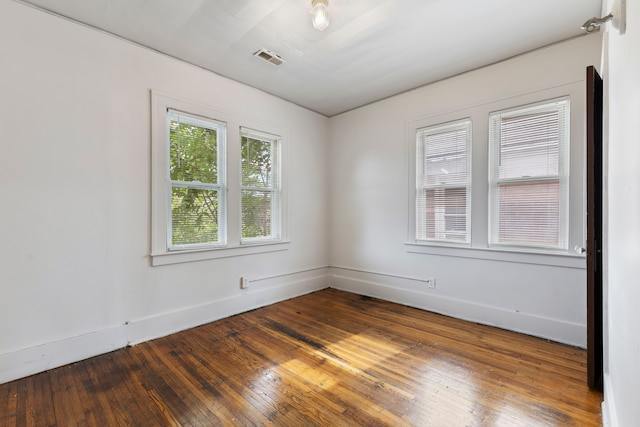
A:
311 0 330 31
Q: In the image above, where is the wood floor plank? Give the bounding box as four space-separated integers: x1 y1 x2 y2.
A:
25 376 47 427
1 380 18 427
67 362 97 427
70 359 120 427
221 323 356 425
12 380 27 427
190 320 351 426
0 289 603 426
49 366 85 426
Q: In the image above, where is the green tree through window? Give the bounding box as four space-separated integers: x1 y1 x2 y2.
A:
168 110 226 247
241 128 281 240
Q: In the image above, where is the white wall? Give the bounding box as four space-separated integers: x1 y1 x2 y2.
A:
0 0 609 387
329 34 602 347
601 0 640 425
0 0 330 384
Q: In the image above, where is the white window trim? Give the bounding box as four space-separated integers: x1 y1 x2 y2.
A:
151 91 289 266
240 127 282 244
406 81 585 260
415 118 472 245
488 97 571 252
166 109 227 251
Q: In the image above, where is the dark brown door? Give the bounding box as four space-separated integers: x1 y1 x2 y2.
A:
586 65 603 391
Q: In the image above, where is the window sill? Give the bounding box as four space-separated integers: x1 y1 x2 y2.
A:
151 241 290 266
405 242 585 269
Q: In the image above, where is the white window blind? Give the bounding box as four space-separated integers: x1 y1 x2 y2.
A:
416 119 471 243
488 99 570 250
240 127 281 242
167 109 226 249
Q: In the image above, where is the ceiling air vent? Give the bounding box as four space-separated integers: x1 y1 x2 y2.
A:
254 49 286 66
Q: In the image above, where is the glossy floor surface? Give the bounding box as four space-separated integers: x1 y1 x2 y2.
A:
1 289 603 426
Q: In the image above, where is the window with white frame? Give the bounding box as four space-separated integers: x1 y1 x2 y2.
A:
488 98 570 251
167 109 227 249
240 127 281 242
415 119 472 243
151 92 289 266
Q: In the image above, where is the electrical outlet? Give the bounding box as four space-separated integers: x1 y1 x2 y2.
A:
240 277 249 289
424 278 436 289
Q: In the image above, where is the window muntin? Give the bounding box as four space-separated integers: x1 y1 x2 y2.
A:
488 99 570 250
240 127 281 242
416 119 471 243
167 109 226 250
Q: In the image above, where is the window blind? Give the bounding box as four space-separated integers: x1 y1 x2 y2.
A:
240 127 281 242
167 109 227 248
488 99 570 250
416 119 471 243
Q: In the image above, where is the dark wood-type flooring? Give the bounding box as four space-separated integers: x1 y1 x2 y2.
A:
1 288 603 426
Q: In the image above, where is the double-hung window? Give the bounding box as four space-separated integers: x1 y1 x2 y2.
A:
415 119 471 244
167 110 226 249
488 98 570 250
240 127 281 242
152 92 288 265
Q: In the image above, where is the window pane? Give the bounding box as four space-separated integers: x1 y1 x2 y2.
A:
415 119 471 244
418 187 467 242
489 98 569 250
497 181 560 246
240 128 281 242
498 110 560 179
421 127 468 186
242 137 273 188
169 119 218 183
171 187 219 245
242 190 273 238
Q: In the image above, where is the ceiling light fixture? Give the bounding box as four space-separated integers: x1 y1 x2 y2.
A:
311 0 330 31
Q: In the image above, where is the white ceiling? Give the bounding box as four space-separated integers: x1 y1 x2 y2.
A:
19 0 603 116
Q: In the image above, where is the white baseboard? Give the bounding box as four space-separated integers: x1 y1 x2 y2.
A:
1 265 585 385
330 270 586 347
127 271 329 345
0 325 127 385
602 373 617 427
0 268 330 385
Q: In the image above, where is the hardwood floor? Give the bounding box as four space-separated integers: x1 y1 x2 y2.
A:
1 289 603 426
